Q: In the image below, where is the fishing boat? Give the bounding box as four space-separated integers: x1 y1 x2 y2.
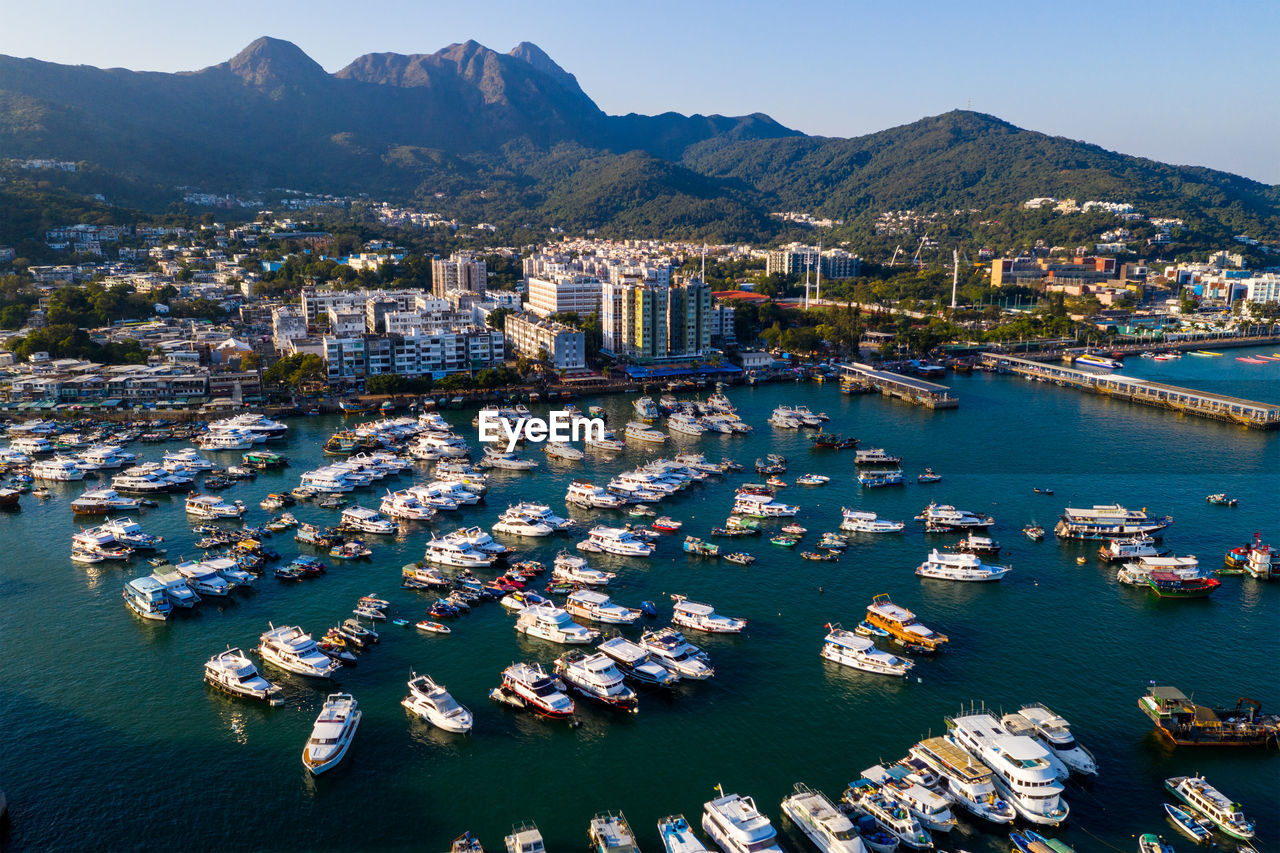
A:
302 693 361 775
555 651 638 713
1163 803 1210 844
1164 775 1255 839
702 792 783 853
671 595 746 634
683 536 720 557
724 552 755 566
864 594 948 652
821 625 913 677
658 814 710 853
204 648 283 705
916 549 1011 582
841 509 905 534
1205 493 1237 506
401 673 472 733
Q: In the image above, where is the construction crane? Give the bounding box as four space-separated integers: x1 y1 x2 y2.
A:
889 245 903 267
911 234 930 269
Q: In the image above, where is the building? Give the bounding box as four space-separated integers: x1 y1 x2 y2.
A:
431 253 487 298
708 302 736 347
766 243 860 280
270 306 307 352
667 277 713 358
326 306 365 337
504 312 586 370
321 329 504 384
989 255 1118 288
526 273 602 318
601 280 668 361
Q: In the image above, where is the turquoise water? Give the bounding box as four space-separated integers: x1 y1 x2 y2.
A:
2 349 1279 852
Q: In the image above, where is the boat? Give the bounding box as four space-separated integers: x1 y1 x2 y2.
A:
543 441 585 462
330 541 372 560
634 396 661 421
724 552 755 566
32 458 86 481
204 648 283 705
492 510 555 538
1206 493 1237 506
917 502 993 531
671 595 746 634
1099 535 1168 563
566 480 627 509
860 763 957 833
492 661 575 718
917 469 941 484
1074 353 1122 369
339 506 397 534
401 673 472 733
811 432 858 450
256 624 341 678
515 602 600 644
72 526 133 560
1163 803 1211 844
174 559 232 597
582 526 655 557
658 815 710 853
947 710 1068 825
302 693 361 775
909 736 1016 824
916 549 1011 582
684 536 720 557
555 651 638 713
184 494 246 519
795 474 830 485
1137 834 1174 853
778 783 867 852
998 714 1071 782
451 831 484 853
415 620 452 635
598 636 681 687
585 433 627 453
652 516 683 532
821 625 913 677
1147 571 1220 598
842 779 931 850
480 448 539 471
641 626 714 679
732 493 799 518
864 594 948 652
858 469 904 488
123 576 172 621
841 510 905 534
854 448 902 465
1055 504 1172 540
1023 524 1045 541
1164 775 1254 839
947 532 1000 555
565 589 641 625
502 822 545 853
668 412 707 436
624 421 667 444
425 536 495 568
1008 704 1098 776
702 791 783 853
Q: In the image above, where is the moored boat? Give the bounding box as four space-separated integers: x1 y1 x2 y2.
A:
302 693 361 775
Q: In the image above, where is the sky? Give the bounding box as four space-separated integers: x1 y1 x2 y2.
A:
2 0 1278 182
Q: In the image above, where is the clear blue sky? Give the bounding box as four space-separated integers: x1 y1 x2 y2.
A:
2 0 1277 183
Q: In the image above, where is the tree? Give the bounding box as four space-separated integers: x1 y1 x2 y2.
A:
366 373 408 395
262 353 325 390
240 351 261 371
0 304 30 330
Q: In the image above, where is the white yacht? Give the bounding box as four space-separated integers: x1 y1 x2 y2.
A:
340 506 398 534
779 783 868 853
667 412 707 436
732 493 799 518
123 576 172 621
702 792 783 853
861 765 957 833
598 636 681 687
415 480 483 506
424 536 495 568
554 651 638 712
100 517 162 549
9 436 52 455
671 596 746 634
299 468 356 493
908 736 1016 824
854 447 901 464
380 489 437 521
566 480 627 509
150 569 200 608
401 673 473 733
552 552 616 586
640 627 714 679
204 648 284 705
768 409 804 429
508 502 573 530
514 603 600 644
32 458 86 481
481 448 539 470
625 421 667 443
1098 534 1165 563
302 693 361 775
582 525 655 557
185 494 246 519
842 779 933 850
505 823 546 853
916 549 1011 582
947 711 1068 825
998 714 1071 781
209 413 288 441
71 488 143 515
1164 775 1255 840
565 589 641 624
174 559 232 597
111 466 180 495
841 509 905 534
203 555 256 589
77 445 134 470
497 661 575 718
543 441 585 461
72 526 133 560
1010 704 1097 776
446 526 509 555
585 431 627 452
821 626 914 676
162 448 215 472
257 625 341 678
917 502 994 529
493 510 555 538
197 428 258 451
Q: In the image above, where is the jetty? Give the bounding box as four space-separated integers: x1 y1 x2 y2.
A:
837 363 959 409
980 353 1280 429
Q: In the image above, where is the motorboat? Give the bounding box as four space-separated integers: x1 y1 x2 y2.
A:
582 526 655 557
947 532 1000 556
1009 704 1097 776
543 441 585 461
162 448 215 472
1163 803 1210 844
566 480 627 509
640 627 714 678
842 779 931 850
555 651 638 713
493 510 555 538
598 636 680 687
425 536 495 568
1054 504 1172 540
508 502 573 530
552 552 616 586
864 594 948 652
917 502 993 530
658 815 710 852
854 448 902 465
493 661 575 718
565 589 641 624
447 526 509 555
340 506 398 534
916 549 1011 582
590 812 641 852
72 527 133 560
515 603 599 644
1164 775 1254 840
795 474 830 486
671 596 746 634
948 710 1068 825
76 444 134 470
780 783 870 852
481 448 539 470
71 488 143 515
732 493 799 518
586 433 627 452
32 458 86 481
909 736 1016 824
380 489 437 521
110 467 180 495
821 626 913 677
634 396 661 421
401 673 473 733
505 822 546 853
175 559 232 597
204 648 284 705
1098 535 1167 563
209 413 288 441
257 624 341 678
841 509 905 534
123 576 172 621
667 412 707 436
150 569 201 608
184 494 246 519
302 693 361 775
702 792 783 853
1116 555 1202 586
624 421 667 443
858 469 904 488
861 764 957 833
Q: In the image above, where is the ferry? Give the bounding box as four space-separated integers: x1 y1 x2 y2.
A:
1164 775 1254 839
123 576 173 621
554 651 638 713
401 673 472 733
864 593 948 652
514 602 599 644
624 421 667 443
204 648 283 705
820 625 913 677
702 792 783 853
841 509 905 534
1074 353 1123 369
909 736 1016 824
640 627 714 680
916 549 1011 582
1139 685 1280 747
778 783 865 852
671 595 746 634
1054 504 1172 540
657 815 710 853
947 710 1068 825
302 693 361 775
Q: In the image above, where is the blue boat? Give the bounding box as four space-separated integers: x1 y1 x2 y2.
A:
657 814 707 852
1164 803 1210 844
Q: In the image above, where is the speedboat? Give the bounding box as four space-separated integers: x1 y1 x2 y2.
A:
493 661 575 719
598 636 681 687
257 624 341 678
671 595 746 634
779 783 868 852
702 792 783 853
401 673 472 733
515 603 599 644
204 648 284 705
640 627 714 679
554 651 638 713
302 693 361 775
821 626 913 677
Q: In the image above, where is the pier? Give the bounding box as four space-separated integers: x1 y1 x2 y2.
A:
838 363 959 409
980 353 1280 429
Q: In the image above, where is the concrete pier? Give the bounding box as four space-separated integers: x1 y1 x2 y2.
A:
838 363 959 409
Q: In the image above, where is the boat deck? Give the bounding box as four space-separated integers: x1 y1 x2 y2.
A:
916 736 989 782
837 363 959 409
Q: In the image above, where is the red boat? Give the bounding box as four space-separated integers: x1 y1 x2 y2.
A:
651 516 683 532
1148 571 1221 599
497 662 575 718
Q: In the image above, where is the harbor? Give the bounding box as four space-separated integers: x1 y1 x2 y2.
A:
0 356 1277 852
837 362 960 409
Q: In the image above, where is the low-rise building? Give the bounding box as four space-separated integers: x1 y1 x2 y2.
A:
504 312 586 370
526 273 602 318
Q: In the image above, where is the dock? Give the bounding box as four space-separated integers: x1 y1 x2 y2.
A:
837 363 959 409
980 353 1280 429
